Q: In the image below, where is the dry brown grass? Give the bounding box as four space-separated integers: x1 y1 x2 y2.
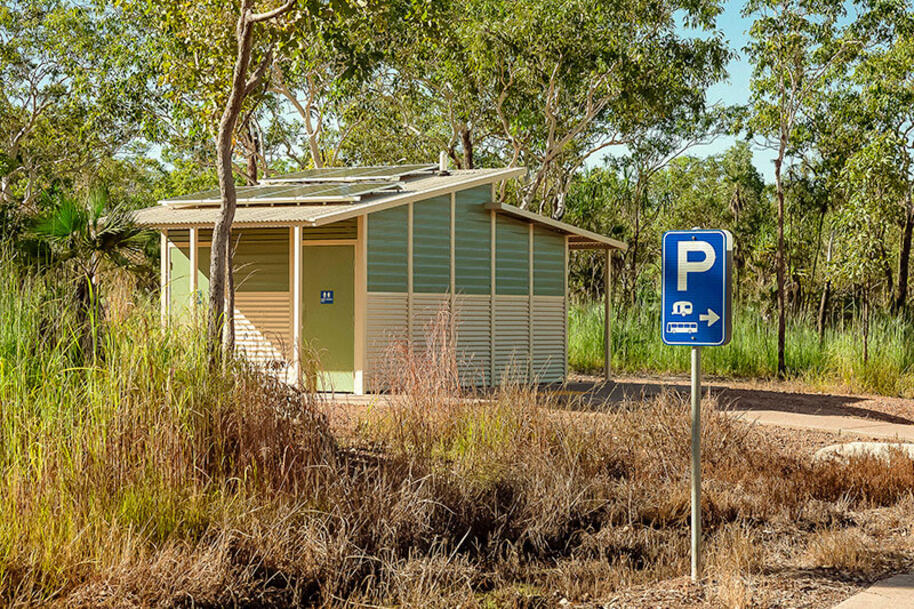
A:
4 298 914 608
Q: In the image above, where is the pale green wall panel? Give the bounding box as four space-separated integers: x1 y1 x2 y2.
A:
302 219 357 240
533 226 565 296
413 195 450 293
233 229 289 292
169 243 192 317
367 206 409 292
495 215 529 295
196 229 289 292
454 186 491 294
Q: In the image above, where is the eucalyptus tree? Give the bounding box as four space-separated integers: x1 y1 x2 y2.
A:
0 0 146 218
117 0 371 360
832 136 907 361
744 0 862 377
340 0 731 217
852 5 914 310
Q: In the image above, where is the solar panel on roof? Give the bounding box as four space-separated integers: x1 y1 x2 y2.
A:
260 163 437 183
161 182 400 207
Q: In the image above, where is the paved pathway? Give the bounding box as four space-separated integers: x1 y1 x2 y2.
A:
731 409 914 441
557 376 914 441
833 574 914 609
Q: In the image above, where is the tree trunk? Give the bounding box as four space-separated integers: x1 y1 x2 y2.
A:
895 193 913 312
461 127 474 169
224 233 235 360
817 230 834 344
208 3 257 363
246 119 260 185
862 289 869 364
774 149 787 378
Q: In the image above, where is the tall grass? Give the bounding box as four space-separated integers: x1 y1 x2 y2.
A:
2 260 914 607
570 301 914 396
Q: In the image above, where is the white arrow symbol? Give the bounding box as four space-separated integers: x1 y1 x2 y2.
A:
699 309 720 327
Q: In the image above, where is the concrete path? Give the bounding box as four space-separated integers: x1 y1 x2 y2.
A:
730 409 914 442
833 574 914 609
559 376 914 441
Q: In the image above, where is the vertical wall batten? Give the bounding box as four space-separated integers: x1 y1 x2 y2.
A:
489 209 496 386
189 228 198 313
407 202 414 344
160 232 169 323
292 226 302 385
528 223 534 379
450 192 456 345
354 216 367 394
564 235 570 378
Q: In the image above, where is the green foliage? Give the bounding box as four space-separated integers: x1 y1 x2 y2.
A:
570 301 914 397
832 135 906 291
566 143 770 303
0 0 149 217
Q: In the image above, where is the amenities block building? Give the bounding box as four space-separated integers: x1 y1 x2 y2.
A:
133 164 626 394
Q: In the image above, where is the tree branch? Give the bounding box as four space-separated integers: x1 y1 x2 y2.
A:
250 0 296 23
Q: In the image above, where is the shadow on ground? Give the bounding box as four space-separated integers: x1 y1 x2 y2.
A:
548 379 914 426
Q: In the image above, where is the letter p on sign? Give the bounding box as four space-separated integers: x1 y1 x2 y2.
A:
677 241 716 291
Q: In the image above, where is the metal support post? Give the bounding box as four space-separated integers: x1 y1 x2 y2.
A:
690 345 702 582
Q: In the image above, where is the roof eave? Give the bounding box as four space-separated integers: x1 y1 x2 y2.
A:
484 202 627 251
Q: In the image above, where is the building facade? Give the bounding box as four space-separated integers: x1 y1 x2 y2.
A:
135 165 625 394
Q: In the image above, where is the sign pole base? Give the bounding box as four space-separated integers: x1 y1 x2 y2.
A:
690 345 702 582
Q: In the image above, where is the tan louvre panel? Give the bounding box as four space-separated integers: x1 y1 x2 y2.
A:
494 295 530 383
366 292 409 389
454 294 491 387
235 292 292 363
410 293 451 350
532 295 565 383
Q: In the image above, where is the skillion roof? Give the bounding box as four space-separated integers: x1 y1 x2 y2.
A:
132 165 626 250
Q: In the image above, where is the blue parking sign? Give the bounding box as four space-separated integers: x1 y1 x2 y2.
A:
662 230 732 346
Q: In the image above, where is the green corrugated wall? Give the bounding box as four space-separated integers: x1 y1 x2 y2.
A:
495 215 529 295
367 206 408 292
533 226 565 296
455 186 491 294
302 218 357 240
413 195 450 293
232 229 289 292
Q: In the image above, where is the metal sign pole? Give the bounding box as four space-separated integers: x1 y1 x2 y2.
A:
690 345 702 582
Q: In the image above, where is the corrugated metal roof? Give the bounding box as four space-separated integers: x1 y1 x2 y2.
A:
133 168 522 228
131 202 356 227
132 165 628 251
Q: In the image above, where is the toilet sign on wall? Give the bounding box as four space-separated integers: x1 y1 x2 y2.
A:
662 230 732 346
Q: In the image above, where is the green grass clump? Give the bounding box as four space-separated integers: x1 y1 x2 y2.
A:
569 301 914 396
